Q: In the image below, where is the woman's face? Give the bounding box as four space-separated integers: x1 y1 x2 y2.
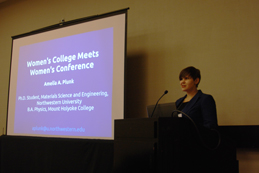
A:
180 76 199 92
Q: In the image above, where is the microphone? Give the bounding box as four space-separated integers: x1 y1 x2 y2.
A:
150 90 168 118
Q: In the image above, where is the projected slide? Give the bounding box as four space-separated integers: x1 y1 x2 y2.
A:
7 10 127 139
14 27 113 137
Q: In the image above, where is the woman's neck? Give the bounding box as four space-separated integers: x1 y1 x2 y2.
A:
184 88 198 102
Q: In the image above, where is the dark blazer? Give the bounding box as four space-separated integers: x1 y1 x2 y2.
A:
176 90 218 129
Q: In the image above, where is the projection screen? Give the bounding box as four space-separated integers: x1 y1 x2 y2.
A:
6 9 128 140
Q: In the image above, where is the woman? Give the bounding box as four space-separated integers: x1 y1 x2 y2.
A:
176 66 218 129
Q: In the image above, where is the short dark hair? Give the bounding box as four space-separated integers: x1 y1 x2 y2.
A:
179 66 201 87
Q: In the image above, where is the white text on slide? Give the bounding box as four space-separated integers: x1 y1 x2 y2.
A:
27 50 99 76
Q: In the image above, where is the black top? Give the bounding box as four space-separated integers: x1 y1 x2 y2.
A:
176 90 218 129
177 102 189 111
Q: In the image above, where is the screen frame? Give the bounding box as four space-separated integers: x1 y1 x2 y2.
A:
6 8 129 139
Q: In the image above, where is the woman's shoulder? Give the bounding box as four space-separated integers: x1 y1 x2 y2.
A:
199 90 214 98
199 90 216 103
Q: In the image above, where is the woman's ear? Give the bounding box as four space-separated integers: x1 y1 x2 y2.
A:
194 78 200 85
